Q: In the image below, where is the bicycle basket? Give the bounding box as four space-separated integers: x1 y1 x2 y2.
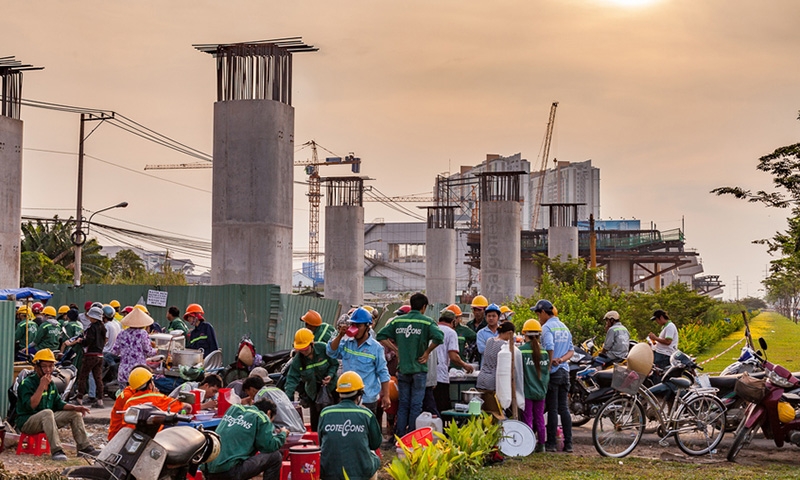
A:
611 365 645 395
734 372 766 404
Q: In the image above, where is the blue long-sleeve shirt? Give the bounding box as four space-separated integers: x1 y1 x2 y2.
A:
326 336 390 404
476 326 498 355
541 316 574 374
188 320 218 354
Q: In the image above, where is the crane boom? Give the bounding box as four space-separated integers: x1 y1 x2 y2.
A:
143 157 360 170
531 101 558 229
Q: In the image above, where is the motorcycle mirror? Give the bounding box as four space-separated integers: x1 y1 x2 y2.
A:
758 337 768 351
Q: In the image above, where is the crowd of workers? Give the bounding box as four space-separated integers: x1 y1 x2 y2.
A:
10 294 678 480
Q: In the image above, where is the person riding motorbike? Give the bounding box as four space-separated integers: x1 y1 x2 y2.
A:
595 310 630 367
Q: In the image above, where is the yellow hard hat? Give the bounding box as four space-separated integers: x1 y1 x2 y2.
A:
129 367 154 390
522 319 542 333
362 305 375 314
500 306 512 314
293 328 315 350
778 401 795 424
17 305 30 315
471 295 489 308
134 304 149 314
301 309 322 327
32 349 56 364
58 305 70 315
42 306 57 317
336 371 365 394
109 300 121 308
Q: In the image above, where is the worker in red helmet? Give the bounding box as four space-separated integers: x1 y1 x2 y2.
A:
185 303 218 354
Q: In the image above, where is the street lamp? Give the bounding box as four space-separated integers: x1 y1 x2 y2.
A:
72 201 128 286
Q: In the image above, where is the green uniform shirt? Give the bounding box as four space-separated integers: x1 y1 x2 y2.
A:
15 320 37 351
284 342 339 401
454 324 477 363
204 404 287 474
519 343 550 400
168 318 189 335
314 323 334 344
318 399 382 480
16 372 67 430
376 310 443 375
33 321 62 351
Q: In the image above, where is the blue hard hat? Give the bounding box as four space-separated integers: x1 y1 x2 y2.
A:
485 303 502 315
530 299 554 314
102 305 115 320
349 307 373 324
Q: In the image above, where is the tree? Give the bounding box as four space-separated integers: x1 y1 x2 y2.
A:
103 249 187 286
20 251 72 287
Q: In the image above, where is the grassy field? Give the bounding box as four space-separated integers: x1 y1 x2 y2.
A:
694 311 800 373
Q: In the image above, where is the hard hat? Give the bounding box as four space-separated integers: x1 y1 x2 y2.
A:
627 343 654 376
778 401 796 424
122 306 134 314
31 302 44 314
336 371 365 393
42 306 57 317
301 309 323 327
349 307 373 324
109 300 121 308
604 311 620 322
17 305 29 315
84 301 93 311
443 304 463 317
485 303 502 315
32 349 56 364
522 319 542 333
184 303 204 319
530 299 554 314
362 305 375 314
500 306 512 314
471 295 489 308
394 305 411 315
293 328 315 350
134 304 149 314
58 305 70 315
102 305 116 320
129 367 154 390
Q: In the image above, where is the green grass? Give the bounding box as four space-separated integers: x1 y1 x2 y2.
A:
463 454 800 480
695 311 800 373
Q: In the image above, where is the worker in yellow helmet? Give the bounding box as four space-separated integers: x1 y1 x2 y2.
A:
284 328 339 432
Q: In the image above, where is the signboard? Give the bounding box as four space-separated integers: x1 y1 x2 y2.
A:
146 290 168 308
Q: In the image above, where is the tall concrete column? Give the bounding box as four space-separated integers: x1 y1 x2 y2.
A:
425 206 456 305
478 172 523 303
607 259 632 291
324 178 364 309
0 116 22 289
520 257 541 298
547 226 579 261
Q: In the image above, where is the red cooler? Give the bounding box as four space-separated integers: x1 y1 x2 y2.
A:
216 388 232 417
289 444 321 480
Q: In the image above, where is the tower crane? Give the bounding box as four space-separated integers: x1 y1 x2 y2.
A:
531 101 558 230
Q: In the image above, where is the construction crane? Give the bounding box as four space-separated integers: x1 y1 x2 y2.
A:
531 101 558 230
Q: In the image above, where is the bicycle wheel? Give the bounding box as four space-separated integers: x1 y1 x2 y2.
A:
674 394 726 455
592 395 645 458
726 414 761 462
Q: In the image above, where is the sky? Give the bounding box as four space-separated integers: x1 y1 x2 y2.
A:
4 0 800 300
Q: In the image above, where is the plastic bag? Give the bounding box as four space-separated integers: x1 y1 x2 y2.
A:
315 386 334 409
255 387 306 433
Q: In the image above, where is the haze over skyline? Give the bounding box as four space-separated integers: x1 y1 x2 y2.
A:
4 0 800 300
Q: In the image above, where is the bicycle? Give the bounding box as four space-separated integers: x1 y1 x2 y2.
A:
592 364 726 458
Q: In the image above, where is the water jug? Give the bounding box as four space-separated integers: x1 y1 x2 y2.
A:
468 398 482 415
415 411 443 440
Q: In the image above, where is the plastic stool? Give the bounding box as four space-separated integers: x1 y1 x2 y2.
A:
185 472 204 480
16 432 49 456
280 460 291 480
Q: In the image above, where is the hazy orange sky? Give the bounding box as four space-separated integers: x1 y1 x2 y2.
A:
4 0 800 300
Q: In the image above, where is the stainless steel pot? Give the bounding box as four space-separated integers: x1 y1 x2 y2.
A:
461 388 484 404
172 349 203 366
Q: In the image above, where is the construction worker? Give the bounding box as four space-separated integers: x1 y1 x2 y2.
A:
33 306 62 352
108 366 191 440
500 305 514 323
520 319 549 453
318 372 382 480
465 295 488 363
185 303 218 354
284 328 339 432
166 306 189 335
31 302 45 326
15 306 37 356
60 309 84 369
434 306 474 414
15 349 100 460
109 299 124 321
301 309 333 343
445 304 476 365
56 305 71 326
476 303 502 360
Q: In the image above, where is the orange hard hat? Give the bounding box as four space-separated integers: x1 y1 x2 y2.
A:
184 303 205 319
444 304 463 317
301 309 323 327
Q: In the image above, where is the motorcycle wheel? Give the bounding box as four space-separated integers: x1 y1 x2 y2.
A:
674 394 726 456
727 415 760 462
568 391 591 427
63 465 114 479
592 395 645 458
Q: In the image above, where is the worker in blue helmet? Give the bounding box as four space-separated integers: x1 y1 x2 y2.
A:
476 303 502 364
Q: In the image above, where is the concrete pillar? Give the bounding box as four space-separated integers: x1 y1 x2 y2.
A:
211 100 293 291
481 201 521 302
426 228 456 304
0 116 22 289
547 226 579 261
520 257 541 298
325 205 364 308
607 259 632 291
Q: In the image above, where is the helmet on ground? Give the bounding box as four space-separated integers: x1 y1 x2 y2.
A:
109 300 121 308
58 305 70 315
301 309 322 327
471 295 489 308
522 319 542 333
102 305 116 320
485 303 502 316
42 306 57 317
134 304 149 314
444 304 463 316
129 367 154 390
31 302 44 314
530 299 554 314
349 307 373 324
17 305 29 315
184 303 204 319
778 401 795 424
293 328 315 350
336 371 365 394
33 349 56 364
394 305 411 315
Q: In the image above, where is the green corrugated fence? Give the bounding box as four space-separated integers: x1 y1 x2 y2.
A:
0 301 14 417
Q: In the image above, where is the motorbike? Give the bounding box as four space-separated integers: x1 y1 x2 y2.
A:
63 405 220 480
727 338 800 461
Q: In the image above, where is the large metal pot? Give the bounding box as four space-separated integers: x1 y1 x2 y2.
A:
461 388 484 404
172 349 203 367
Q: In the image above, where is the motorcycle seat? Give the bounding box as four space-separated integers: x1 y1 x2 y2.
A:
262 350 290 362
154 426 207 466
666 377 692 389
708 375 738 390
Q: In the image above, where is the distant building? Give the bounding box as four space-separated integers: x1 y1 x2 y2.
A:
101 246 196 275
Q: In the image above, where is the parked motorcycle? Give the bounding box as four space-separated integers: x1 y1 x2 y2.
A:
727 338 800 461
63 405 220 480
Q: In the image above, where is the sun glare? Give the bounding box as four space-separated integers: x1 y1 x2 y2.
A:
601 0 661 7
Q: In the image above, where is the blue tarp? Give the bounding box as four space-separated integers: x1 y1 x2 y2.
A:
0 288 53 301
